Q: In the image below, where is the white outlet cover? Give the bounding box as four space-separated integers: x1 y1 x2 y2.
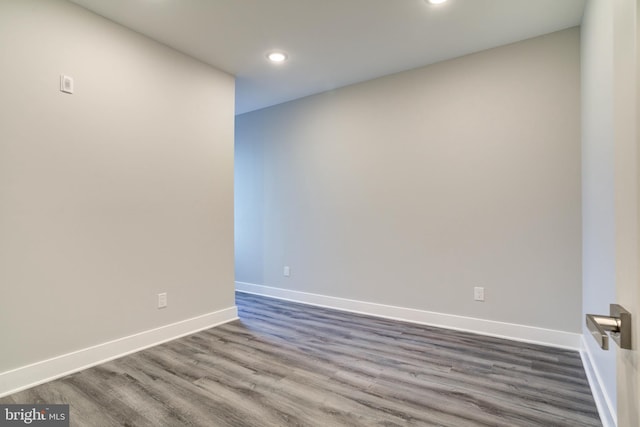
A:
474 287 485 302
283 266 290 277
60 75 74 94
158 292 167 308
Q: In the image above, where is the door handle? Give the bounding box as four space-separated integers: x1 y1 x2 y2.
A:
586 304 632 350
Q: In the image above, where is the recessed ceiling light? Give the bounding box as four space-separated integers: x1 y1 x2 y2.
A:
427 0 448 4
267 51 288 63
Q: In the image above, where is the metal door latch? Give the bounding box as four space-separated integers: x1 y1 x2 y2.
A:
586 304 632 350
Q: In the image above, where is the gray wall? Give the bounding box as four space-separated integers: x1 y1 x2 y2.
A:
0 0 235 373
235 28 582 332
580 0 617 414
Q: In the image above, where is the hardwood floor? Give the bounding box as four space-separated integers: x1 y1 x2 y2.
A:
1 292 601 426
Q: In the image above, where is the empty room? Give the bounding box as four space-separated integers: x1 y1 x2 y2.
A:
0 0 638 426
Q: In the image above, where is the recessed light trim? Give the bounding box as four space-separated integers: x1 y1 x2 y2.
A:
427 0 448 4
267 51 288 63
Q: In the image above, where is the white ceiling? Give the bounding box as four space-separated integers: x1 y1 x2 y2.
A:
69 0 586 115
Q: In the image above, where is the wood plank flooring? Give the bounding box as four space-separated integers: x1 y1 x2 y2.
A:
1 292 601 426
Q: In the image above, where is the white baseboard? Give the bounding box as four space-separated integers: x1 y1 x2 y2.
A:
235 282 582 350
0 306 238 398
580 337 617 427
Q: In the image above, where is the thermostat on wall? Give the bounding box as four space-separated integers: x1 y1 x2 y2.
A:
60 74 74 94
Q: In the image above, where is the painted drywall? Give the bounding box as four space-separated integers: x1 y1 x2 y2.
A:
0 0 235 374
234 126 264 285
235 28 581 333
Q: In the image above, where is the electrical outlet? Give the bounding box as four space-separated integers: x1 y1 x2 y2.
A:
60 74 74 94
158 292 167 308
474 287 485 302
283 266 290 277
